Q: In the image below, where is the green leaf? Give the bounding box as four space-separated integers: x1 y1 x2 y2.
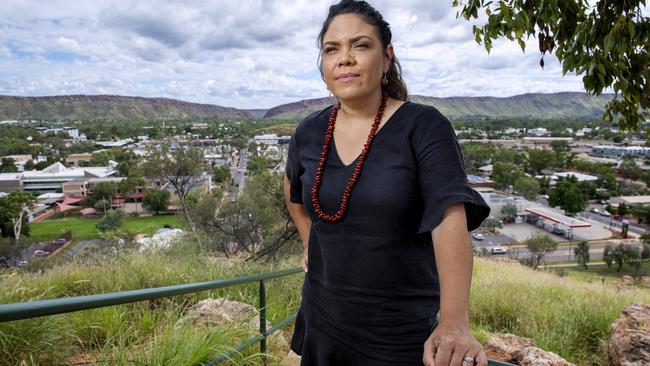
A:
603 33 615 54
499 1 510 18
517 38 526 51
628 21 635 39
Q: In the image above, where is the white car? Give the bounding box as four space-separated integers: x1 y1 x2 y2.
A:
591 208 600 214
471 233 484 240
600 211 612 217
33 250 50 257
490 247 508 255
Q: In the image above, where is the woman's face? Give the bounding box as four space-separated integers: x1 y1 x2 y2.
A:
321 13 392 102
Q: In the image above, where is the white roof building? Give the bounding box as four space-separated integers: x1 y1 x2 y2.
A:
21 162 116 193
552 171 599 182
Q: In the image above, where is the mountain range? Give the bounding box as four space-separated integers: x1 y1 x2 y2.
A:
0 92 615 122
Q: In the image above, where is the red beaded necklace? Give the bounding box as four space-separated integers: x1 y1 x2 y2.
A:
311 92 389 222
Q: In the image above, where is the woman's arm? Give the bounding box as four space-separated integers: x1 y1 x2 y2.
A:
422 202 487 366
284 174 312 271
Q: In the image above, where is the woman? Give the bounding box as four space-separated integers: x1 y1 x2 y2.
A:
284 1 491 365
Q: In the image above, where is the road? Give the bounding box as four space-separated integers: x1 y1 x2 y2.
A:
472 231 644 263
580 211 646 236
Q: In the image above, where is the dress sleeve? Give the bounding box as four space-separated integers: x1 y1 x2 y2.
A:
285 127 304 204
412 109 491 235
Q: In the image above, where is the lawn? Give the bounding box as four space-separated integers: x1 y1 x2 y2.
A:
30 215 185 239
547 261 650 283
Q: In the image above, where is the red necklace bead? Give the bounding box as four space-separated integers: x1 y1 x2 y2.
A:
311 92 389 222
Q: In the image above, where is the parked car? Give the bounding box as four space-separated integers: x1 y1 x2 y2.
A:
17 260 28 268
613 214 623 220
471 232 484 240
490 247 508 255
33 249 50 257
600 211 612 217
591 208 600 214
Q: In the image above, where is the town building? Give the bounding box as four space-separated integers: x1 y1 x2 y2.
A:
591 145 650 158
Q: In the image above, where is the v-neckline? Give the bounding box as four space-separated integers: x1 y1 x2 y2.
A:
332 101 409 168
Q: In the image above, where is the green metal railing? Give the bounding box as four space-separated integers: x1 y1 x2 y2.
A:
0 267 514 366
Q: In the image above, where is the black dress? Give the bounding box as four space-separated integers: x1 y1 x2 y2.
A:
284 101 491 365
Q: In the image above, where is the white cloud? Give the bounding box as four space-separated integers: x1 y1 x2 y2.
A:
0 0 614 109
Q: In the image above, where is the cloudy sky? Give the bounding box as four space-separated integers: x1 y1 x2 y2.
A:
0 1 635 109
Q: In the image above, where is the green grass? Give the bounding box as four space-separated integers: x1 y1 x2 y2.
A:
30 215 184 239
471 260 650 364
0 244 304 366
1 245 649 365
549 261 650 281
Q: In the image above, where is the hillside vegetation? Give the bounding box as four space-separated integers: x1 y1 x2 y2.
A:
263 92 614 121
0 244 648 365
0 95 252 121
0 92 615 122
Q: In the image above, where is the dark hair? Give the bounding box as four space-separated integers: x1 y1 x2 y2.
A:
317 0 408 101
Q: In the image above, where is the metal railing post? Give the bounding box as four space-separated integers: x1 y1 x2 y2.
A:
259 279 267 366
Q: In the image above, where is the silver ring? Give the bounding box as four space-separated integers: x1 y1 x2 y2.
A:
463 356 475 364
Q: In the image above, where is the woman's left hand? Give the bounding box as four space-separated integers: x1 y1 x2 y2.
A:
422 322 488 366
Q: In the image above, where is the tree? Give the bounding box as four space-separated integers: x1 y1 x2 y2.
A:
119 172 146 214
618 156 642 180
603 244 614 268
501 202 518 222
190 171 301 261
632 204 650 224
523 232 558 269
455 1 649 131
483 217 503 233
548 176 587 214
610 243 629 271
96 209 125 232
0 191 36 242
461 143 495 173
212 166 232 184
574 240 590 270
617 202 628 216
526 149 555 174
93 181 117 201
0 158 17 173
143 141 208 244
492 161 524 190
142 189 170 215
642 243 650 260
513 176 540 201
94 199 110 214
246 155 272 175
550 140 570 168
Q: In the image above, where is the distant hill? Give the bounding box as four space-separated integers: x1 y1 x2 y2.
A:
245 109 268 118
0 92 619 122
263 92 616 121
0 95 252 121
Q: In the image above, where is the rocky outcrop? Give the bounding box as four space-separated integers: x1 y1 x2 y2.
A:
608 303 650 366
485 333 574 366
177 298 289 356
